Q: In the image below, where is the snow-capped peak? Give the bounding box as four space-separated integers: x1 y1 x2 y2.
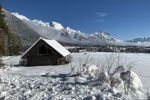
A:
12 12 30 21
93 32 110 37
66 27 77 33
32 20 50 28
50 21 64 30
10 11 123 45
12 12 51 28
91 32 115 41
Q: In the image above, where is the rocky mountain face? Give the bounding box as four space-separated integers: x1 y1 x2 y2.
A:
5 8 150 49
11 12 124 46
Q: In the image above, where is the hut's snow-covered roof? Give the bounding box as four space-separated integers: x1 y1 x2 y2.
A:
42 38 70 57
21 37 70 58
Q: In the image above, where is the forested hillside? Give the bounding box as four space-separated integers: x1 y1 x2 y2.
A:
0 6 23 55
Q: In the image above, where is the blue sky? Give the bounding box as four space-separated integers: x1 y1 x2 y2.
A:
2 0 150 40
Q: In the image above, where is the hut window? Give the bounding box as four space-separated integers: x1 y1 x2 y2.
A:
38 45 52 55
39 45 47 55
47 49 52 54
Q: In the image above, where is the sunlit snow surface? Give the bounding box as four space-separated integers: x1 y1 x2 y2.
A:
1 52 150 99
2 52 150 89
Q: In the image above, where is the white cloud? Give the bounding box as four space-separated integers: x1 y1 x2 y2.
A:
96 12 109 17
94 12 109 23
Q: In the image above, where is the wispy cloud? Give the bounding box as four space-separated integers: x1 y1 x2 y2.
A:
96 12 109 17
94 12 109 23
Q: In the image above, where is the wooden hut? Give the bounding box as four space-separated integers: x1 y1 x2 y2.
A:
20 37 71 66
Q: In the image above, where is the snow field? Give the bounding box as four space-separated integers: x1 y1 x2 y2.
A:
1 52 150 99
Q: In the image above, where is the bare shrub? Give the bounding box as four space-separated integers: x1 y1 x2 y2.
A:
104 53 136 76
69 62 76 75
77 54 95 74
103 53 141 95
104 53 124 75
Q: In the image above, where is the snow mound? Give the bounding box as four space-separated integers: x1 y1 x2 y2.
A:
130 71 143 92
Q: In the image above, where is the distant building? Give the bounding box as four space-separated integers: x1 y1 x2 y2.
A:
20 37 71 66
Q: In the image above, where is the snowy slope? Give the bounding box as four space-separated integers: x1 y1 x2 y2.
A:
4 10 40 46
11 12 126 46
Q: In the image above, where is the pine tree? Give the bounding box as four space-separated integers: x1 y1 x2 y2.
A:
0 5 8 55
0 5 23 55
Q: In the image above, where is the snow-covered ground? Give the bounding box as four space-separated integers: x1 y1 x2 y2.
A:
1 52 150 99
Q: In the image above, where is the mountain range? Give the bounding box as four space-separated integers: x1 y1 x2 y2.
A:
3 9 150 47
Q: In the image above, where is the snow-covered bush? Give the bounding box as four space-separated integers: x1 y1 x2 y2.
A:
120 70 144 95
82 64 98 79
73 57 145 99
